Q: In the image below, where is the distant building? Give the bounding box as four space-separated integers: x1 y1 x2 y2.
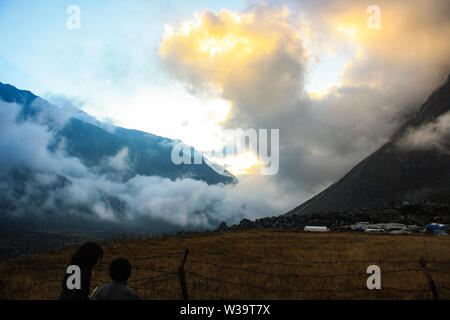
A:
425 223 447 236
304 226 329 232
364 228 384 233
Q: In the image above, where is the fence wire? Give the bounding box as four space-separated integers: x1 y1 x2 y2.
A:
1 246 449 299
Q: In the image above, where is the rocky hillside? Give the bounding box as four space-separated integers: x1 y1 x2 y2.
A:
222 75 450 232
285 74 450 216
220 203 449 232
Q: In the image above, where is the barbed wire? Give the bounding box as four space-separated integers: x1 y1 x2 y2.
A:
134 284 180 297
10 278 62 294
438 286 450 291
126 253 180 261
129 273 178 285
2 249 449 299
428 269 450 274
1 236 184 261
188 258 423 279
377 287 428 294
10 271 178 297
192 250 447 268
1 255 179 274
428 261 450 265
186 270 428 295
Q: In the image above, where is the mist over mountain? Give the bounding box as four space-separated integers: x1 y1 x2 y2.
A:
0 82 242 231
286 74 450 216
1 82 236 184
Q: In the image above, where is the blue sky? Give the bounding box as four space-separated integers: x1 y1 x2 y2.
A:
0 0 349 99
1 0 447 213
0 0 352 160
0 0 245 95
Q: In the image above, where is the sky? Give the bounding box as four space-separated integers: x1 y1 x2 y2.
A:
1 0 450 227
0 0 354 169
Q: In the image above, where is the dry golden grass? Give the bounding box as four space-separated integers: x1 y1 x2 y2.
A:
1 229 449 300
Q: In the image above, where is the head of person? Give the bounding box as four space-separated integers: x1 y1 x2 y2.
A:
109 258 132 282
69 242 103 271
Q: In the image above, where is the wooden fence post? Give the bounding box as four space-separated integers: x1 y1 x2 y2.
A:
8 241 13 259
178 248 189 300
420 258 439 300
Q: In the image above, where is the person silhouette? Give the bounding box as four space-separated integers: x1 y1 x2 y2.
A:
59 241 103 300
91 258 140 300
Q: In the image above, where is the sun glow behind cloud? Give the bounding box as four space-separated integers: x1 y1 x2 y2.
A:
81 84 232 152
158 5 304 175
160 10 280 62
210 151 262 176
227 152 261 176
156 0 450 178
2 0 450 231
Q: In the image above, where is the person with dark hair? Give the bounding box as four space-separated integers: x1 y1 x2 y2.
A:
59 242 103 300
91 258 140 300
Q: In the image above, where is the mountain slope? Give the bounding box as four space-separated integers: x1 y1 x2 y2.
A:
0 82 237 231
286 74 450 216
0 82 236 185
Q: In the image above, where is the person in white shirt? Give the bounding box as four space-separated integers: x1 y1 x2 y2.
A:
92 258 140 300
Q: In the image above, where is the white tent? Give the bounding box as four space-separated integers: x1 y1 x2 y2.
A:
304 226 329 232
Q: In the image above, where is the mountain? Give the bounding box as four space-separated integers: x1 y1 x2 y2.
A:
0 82 237 231
285 74 450 216
0 82 236 185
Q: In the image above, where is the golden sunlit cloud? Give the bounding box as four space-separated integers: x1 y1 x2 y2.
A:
155 0 450 180
159 4 307 133
337 24 358 39
308 87 332 99
212 99 231 123
158 5 306 176
159 7 300 91
211 152 261 176
313 0 450 90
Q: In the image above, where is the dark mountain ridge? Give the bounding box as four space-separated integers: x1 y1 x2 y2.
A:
0 81 236 185
0 82 236 231
221 74 450 232
285 74 450 216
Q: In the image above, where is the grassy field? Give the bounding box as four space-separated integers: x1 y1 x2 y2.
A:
1 229 449 300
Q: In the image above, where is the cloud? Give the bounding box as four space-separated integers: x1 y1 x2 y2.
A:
3 1 449 227
159 4 307 127
0 102 87 177
159 1 450 200
280 0 450 106
0 100 296 230
397 111 450 152
44 94 118 134
107 147 130 171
